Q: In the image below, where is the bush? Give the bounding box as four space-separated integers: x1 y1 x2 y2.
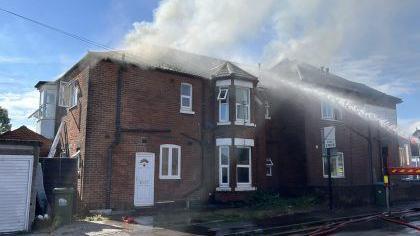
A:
248 191 319 209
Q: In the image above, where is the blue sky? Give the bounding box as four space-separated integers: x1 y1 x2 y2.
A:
0 0 419 135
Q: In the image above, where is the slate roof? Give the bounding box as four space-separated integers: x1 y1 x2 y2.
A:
270 59 402 104
212 61 257 80
54 46 400 104
0 126 52 157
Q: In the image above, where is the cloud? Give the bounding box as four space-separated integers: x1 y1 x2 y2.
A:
123 0 276 60
0 90 38 131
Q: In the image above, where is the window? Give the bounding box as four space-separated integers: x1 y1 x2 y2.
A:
321 128 344 178
58 81 78 108
264 101 271 119
218 88 229 122
180 83 192 112
159 144 181 179
322 151 345 178
219 146 230 187
266 158 273 176
321 101 341 120
236 147 251 185
217 88 228 100
236 87 250 122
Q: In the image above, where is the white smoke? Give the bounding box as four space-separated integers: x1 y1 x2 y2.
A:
123 0 275 61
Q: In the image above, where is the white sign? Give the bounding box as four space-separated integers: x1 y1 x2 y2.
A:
323 126 336 148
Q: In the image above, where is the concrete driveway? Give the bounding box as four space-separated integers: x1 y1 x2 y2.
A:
27 218 196 236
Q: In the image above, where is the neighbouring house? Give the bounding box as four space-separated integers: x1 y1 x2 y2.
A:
267 60 402 204
0 126 51 157
30 48 402 211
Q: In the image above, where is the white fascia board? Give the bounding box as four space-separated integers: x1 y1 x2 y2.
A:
216 80 232 87
216 138 232 146
234 80 253 88
234 138 254 147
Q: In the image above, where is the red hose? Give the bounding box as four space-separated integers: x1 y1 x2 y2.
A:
379 216 420 231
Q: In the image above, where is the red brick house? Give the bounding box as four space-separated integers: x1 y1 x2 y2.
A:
32 49 402 210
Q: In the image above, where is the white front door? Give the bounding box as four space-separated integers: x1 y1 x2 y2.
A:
134 152 155 206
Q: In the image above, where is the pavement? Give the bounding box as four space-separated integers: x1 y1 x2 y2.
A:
26 201 420 235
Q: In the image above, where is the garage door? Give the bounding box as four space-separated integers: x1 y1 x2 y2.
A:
0 155 33 233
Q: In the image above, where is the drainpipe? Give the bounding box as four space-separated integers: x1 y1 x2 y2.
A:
105 65 124 209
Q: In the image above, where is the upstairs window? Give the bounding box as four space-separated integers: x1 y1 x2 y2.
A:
236 87 250 122
321 101 342 121
218 88 229 122
58 81 78 108
159 144 181 179
264 101 271 119
180 83 192 113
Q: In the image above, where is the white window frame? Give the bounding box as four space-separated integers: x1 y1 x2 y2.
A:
70 84 78 108
180 83 193 113
218 87 229 123
264 101 271 120
266 158 273 176
235 86 251 123
219 146 230 187
322 152 345 178
236 146 252 187
159 144 181 179
217 88 229 100
321 101 342 121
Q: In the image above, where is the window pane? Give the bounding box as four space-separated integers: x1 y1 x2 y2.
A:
222 167 228 183
162 148 169 176
220 147 229 165
220 102 228 121
236 88 249 105
181 97 190 107
237 148 249 165
172 148 179 176
181 84 191 96
237 167 249 183
236 104 247 120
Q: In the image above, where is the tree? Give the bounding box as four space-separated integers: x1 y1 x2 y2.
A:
0 106 11 134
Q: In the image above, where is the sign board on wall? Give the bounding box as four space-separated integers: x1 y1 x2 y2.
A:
323 126 336 148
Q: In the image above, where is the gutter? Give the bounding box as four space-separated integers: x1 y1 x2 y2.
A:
105 65 124 209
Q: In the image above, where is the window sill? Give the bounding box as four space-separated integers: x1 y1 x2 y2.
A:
323 175 345 179
217 121 231 126
321 118 342 122
235 186 256 191
68 104 78 111
216 187 232 192
159 176 181 180
180 109 195 115
234 121 256 127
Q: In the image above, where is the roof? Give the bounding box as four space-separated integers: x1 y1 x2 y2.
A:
212 62 257 80
55 46 259 81
270 59 402 104
0 126 52 157
34 81 56 89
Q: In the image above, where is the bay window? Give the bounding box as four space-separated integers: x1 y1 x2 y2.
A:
159 144 181 179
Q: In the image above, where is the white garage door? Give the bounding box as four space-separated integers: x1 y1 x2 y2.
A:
0 155 33 233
